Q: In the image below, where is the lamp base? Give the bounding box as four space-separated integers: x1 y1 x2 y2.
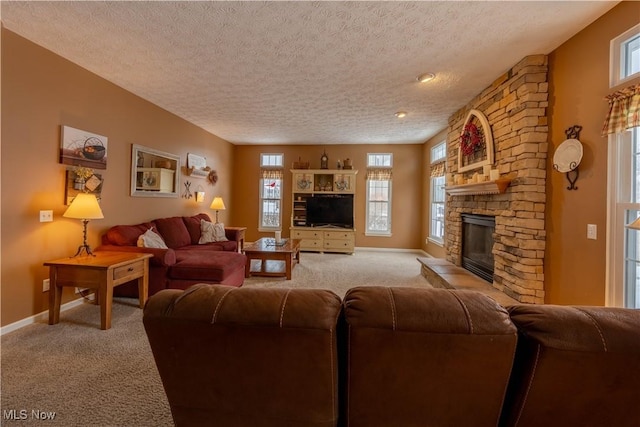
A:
70 219 96 257
71 244 96 257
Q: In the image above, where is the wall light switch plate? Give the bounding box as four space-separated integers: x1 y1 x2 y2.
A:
587 224 597 240
39 210 53 222
42 279 50 292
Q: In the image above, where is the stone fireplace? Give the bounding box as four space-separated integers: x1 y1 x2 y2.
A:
445 55 548 304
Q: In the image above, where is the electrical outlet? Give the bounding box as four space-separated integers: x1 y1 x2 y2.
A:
39 210 53 222
42 279 50 292
587 224 597 240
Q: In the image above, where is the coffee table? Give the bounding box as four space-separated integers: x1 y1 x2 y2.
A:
244 238 301 280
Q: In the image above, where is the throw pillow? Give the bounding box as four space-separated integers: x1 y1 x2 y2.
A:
137 228 168 249
199 220 229 244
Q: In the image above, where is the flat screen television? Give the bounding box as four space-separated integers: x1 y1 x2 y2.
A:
306 195 354 228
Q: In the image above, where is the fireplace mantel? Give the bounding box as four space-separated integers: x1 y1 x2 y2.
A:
445 178 511 196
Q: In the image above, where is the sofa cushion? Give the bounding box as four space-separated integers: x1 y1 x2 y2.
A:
104 222 156 246
199 220 229 244
137 228 168 249
183 213 212 245
155 216 191 249
179 241 237 252
170 251 246 282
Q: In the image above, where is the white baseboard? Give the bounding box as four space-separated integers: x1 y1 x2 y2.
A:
1 298 88 336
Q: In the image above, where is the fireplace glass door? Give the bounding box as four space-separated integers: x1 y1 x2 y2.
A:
461 214 495 282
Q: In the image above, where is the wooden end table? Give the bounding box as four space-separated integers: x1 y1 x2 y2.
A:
225 226 247 252
244 238 301 280
44 252 152 330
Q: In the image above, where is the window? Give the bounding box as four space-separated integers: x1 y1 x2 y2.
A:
610 23 640 87
259 153 283 231
366 154 392 236
606 26 640 308
429 142 446 244
608 129 639 308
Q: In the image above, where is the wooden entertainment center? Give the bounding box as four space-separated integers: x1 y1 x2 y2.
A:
290 169 358 254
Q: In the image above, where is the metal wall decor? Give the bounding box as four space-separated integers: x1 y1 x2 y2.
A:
553 125 583 190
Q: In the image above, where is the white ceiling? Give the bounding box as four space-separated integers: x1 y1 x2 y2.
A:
1 1 618 145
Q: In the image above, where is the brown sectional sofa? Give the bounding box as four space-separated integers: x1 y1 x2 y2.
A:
144 284 341 427
98 213 246 297
143 285 640 426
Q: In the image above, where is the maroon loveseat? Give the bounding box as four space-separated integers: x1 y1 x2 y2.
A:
98 213 246 297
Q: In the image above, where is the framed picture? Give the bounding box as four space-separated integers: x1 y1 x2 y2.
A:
60 126 108 169
131 144 180 198
64 169 104 205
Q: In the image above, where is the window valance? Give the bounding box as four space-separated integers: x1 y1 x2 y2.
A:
602 84 640 136
261 169 283 180
430 160 445 178
366 168 392 180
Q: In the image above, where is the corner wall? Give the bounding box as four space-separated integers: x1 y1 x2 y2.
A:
232 144 424 250
545 1 640 305
1 29 235 327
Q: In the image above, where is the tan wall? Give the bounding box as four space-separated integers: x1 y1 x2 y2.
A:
232 144 424 249
422 130 447 258
546 1 640 305
1 29 235 326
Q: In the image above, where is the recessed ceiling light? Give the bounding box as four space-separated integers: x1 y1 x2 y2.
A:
395 111 407 118
417 72 435 83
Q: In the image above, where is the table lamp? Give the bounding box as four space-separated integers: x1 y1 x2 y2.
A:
63 193 104 257
210 197 226 223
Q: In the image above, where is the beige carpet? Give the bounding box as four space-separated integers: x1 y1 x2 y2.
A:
0 250 430 426
243 249 431 297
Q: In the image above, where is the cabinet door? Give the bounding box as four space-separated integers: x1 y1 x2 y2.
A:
293 173 314 193
334 173 354 193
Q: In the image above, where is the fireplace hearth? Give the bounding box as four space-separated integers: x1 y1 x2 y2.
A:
461 214 495 283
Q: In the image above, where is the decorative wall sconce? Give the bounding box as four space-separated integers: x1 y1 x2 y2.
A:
553 125 583 190
195 185 205 203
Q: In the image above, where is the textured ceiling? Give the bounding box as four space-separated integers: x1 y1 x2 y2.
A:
1 1 618 145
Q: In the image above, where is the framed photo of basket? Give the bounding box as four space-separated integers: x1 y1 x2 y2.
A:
60 125 108 169
458 110 494 173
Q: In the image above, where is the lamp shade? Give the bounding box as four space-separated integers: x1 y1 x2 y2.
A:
63 193 104 220
627 216 640 230
210 197 226 211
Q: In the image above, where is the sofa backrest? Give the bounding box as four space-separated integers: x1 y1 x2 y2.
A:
153 216 192 248
341 286 518 427
143 284 342 427
182 213 212 245
102 214 213 249
501 304 640 427
102 221 157 246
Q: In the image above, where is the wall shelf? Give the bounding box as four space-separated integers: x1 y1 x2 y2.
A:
445 178 512 196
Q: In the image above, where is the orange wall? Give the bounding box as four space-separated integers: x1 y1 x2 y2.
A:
545 1 640 304
232 144 424 249
1 29 236 326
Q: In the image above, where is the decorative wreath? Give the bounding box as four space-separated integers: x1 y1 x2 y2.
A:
460 122 483 156
207 170 218 185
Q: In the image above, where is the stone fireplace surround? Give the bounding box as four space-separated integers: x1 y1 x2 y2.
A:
445 55 548 304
